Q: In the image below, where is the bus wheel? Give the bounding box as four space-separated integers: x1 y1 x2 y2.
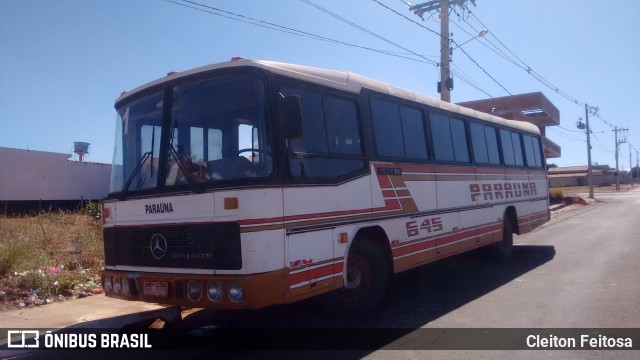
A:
493 216 514 261
325 240 390 314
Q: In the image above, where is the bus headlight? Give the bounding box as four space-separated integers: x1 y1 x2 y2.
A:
207 282 222 302
103 277 113 293
187 281 202 301
122 278 131 296
113 277 122 294
228 282 244 303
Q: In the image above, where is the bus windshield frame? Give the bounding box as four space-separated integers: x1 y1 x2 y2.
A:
109 71 273 197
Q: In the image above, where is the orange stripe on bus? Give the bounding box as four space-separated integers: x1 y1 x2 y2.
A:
392 223 501 258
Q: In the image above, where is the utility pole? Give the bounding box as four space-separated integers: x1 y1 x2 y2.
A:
612 127 629 191
614 126 619 191
439 0 451 102
636 150 639 184
629 143 633 184
409 0 472 102
580 104 596 199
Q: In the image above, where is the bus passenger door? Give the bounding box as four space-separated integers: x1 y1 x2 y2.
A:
285 227 335 298
284 187 336 299
284 174 373 298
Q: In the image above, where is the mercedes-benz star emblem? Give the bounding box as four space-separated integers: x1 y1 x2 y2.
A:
150 234 168 260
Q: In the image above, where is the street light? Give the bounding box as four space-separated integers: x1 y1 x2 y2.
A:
452 28 489 50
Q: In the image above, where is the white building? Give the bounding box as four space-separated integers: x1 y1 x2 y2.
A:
0 147 111 203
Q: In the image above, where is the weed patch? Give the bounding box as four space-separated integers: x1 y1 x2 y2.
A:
0 211 103 310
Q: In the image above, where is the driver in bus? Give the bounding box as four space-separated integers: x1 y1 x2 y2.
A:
176 146 207 182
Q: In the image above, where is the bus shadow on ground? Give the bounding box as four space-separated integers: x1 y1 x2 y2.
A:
176 245 555 354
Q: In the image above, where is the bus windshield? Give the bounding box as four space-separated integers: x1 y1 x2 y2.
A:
110 74 271 194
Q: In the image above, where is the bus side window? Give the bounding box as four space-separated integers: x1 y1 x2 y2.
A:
500 129 525 167
430 113 469 163
280 85 365 180
511 132 524 166
470 122 489 164
532 136 543 167
500 129 516 166
370 98 428 161
485 126 501 165
523 134 543 168
430 113 454 161
470 122 500 166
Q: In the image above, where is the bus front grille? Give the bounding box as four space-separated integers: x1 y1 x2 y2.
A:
104 222 242 270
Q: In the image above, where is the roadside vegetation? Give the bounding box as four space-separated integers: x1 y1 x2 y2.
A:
549 184 636 204
0 203 103 310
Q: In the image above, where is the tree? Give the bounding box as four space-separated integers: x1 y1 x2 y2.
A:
546 163 558 170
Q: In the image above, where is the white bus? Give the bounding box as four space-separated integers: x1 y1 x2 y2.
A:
101 58 549 311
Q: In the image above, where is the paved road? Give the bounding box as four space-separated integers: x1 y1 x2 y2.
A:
8 189 640 359
377 189 640 359
425 189 640 329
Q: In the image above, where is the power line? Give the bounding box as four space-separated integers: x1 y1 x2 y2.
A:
449 16 522 69
594 113 615 129
464 10 631 140
300 0 438 66
372 0 441 37
165 0 438 66
557 125 586 134
452 39 512 95
451 63 493 98
591 133 614 153
547 128 584 143
468 12 587 107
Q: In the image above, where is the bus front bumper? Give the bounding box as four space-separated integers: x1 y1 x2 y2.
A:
101 269 288 309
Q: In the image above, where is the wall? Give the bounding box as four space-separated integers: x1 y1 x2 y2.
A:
549 174 630 188
0 147 111 201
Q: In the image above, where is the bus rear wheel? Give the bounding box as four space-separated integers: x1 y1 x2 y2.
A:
325 240 390 314
493 216 514 261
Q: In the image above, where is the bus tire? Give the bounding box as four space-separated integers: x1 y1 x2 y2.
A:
493 216 514 262
325 240 390 314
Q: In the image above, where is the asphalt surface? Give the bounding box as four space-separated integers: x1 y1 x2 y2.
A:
2 189 639 359
375 189 640 359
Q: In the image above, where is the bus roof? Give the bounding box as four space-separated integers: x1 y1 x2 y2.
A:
116 58 540 135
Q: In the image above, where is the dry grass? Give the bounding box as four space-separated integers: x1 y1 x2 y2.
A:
550 184 636 196
0 210 103 309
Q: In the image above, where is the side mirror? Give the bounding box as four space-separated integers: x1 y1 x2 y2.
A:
281 95 303 140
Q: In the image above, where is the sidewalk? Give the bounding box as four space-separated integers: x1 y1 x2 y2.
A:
0 294 180 329
0 295 180 357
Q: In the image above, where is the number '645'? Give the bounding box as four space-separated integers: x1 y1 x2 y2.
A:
405 217 443 237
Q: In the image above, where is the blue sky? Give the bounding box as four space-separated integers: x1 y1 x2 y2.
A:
1 0 639 169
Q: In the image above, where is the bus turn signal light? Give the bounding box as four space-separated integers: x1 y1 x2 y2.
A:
224 197 239 210
102 207 110 221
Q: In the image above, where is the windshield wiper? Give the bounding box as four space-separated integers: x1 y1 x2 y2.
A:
119 151 152 200
119 127 156 200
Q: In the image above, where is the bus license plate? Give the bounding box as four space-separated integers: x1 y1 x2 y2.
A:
143 282 168 297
